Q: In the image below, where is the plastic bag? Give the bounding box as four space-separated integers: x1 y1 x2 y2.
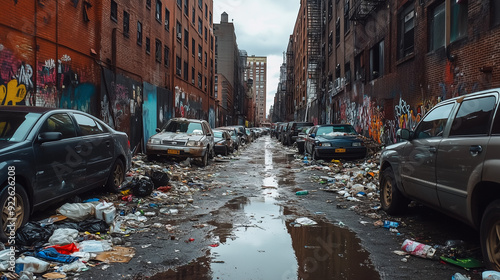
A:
15 222 54 246
78 219 109 233
15 256 50 273
95 202 116 224
48 228 79 245
78 240 112 253
149 170 170 188
56 202 97 221
0 249 14 271
130 176 154 197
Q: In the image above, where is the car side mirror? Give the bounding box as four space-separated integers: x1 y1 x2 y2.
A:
397 129 411 141
156 128 161 133
206 133 212 137
38 132 62 143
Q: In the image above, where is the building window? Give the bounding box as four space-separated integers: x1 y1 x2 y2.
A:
111 1 117 22
345 61 351 84
177 0 182 7
429 2 445 51
192 7 196 25
344 0 350 34
176 22 182 40
205 4 208 18
155 39 161 62
198 45 202 61
209 12 212 26
176 56 182 76
450 0 468 42
198 73 202 88
146 37 151 54
328 31 333 54
137 21 142 46
492 0 500 27
192 38 196 56
204 51 207 67
155 1 162 22
192 67 195 84
335 18 340 45
398 2 415 59
198 0 202 9
123 11 129 36
204 76 207 92
211 36 214 51
354 52 364 81
198 17 203 34
184 61 188 80
369 40 384 80
184 29 189 48
204 27 208 41
165 8 170 30
146 0 151 9
184 0 189 15
328 0 333 21
164 46 170 67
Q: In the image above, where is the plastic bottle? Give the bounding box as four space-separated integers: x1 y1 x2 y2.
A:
15 256 50 274
296 190 309 195
401 239 437 259
483 270 500 280
383 221 399 228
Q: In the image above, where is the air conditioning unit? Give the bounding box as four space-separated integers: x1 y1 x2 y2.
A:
177 33 182 39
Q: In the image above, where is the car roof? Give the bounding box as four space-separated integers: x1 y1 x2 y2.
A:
0 106 67 114
169 117 206 123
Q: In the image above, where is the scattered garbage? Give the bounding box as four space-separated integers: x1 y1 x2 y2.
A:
15 256 50 274
452 272 470 280
401 239 437 259
296 190 309 195
383 220 399 229
57 202 97 222
294 217 317 226
440 256 483 269
483 270 500 280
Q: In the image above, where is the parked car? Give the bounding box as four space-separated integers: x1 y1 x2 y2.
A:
245 128 255 142
279 122 289 144
379 88 500 270
226 125 248 145
284 121 314 146
0 106 131 241
217 126 240 150
295 126 312 154
213 129 234 156
304 124 367 160
146 118 214 166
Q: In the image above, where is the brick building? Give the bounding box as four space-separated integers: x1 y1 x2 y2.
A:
281 0 500 145
0 0 215 152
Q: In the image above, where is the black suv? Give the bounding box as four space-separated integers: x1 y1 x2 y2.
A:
284 122 314 146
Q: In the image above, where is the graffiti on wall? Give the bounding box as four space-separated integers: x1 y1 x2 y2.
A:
175 87 203 119
0 47 33 105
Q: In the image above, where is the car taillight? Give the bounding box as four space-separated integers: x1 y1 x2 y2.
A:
127 140 130 149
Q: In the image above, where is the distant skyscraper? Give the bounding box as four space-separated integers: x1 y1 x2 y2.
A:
245 56 267 126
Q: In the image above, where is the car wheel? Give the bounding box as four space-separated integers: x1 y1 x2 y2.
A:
106 159 125 193
0 183 30 242
380 167 409 215
199 150 209 167
209 147 215 159
147 154 157 162
481 200 500 270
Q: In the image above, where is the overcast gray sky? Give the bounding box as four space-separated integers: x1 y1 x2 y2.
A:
213 0 301 117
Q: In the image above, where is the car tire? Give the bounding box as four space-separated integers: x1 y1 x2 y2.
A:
199 150 209 167
380 167 409 215
209 146 215 159
223 146 228 156
480 200 500 270
106 159 125 193
147 154 157 162
0 183 30 242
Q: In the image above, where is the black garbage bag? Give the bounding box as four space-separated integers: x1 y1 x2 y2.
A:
78 219 109 233
53 222 80 231
15 222 54 246
149 170 170 188
130 176 154 197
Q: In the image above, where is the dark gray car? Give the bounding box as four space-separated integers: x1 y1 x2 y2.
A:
0 106 131 241
379 88 500 270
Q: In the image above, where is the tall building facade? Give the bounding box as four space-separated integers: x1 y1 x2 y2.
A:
245 56 267 126
284 0 500 145
0 0 215 153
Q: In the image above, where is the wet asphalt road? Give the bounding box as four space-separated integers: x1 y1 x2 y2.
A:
77 135 485 280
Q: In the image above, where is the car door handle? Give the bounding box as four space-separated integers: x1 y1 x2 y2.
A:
105 140 111 147
470 145 482 156
428 146 437 153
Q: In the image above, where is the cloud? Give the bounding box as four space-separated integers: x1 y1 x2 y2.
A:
213 0 300 116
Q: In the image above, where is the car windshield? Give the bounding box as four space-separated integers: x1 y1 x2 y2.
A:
316 125 357 136
213 131 224 138
164 121 203 135
0 112 41 142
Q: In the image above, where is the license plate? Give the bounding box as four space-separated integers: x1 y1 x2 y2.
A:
335 148 346 153
167 149 180 155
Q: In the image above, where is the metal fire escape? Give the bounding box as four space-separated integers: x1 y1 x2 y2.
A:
349 0 386 22
305 0 322 121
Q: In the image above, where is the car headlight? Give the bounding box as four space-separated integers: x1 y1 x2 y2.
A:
187 140 203 147
148 138 161 144
352 142 362 147
319 142 331 147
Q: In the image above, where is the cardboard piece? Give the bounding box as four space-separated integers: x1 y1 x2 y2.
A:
95 246 135 263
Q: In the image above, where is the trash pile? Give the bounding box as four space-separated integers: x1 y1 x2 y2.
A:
3 154 227 279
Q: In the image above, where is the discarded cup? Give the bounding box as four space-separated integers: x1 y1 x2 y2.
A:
383 221 399 229
296 190 308 195
401 239 436 259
